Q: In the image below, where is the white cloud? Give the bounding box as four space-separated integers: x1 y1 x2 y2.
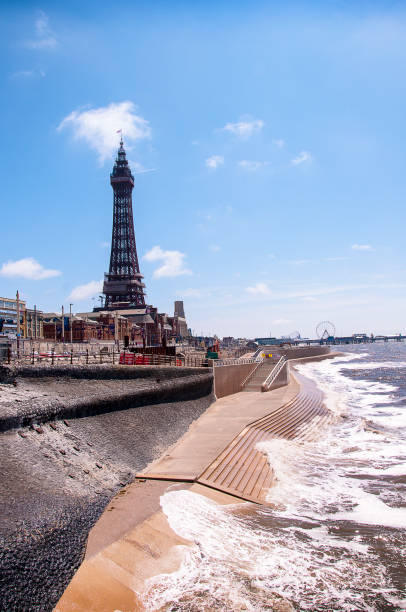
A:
25 11 58 49
11 69 46 78
238 160 269 171
206 155 224 169
225 205 233 213
301 296 317 302
222 118 264 139
58 101 151 163
143 246 192 278
351 244 374 251
272 318 292 325
209 245 221 252
272 139 285 148
291 151 313 165
179 288 202 298
245 282 270 295
288 259 313 265
0 257 61 280
100 241 110 249
129 160 156 174
68 280 103 301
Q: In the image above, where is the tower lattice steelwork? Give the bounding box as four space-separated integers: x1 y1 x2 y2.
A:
103 138 146 308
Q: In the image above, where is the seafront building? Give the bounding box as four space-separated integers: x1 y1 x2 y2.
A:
0 295 26 338
0 296 43 340
95 138 190 346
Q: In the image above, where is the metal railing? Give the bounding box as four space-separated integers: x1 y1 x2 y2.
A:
4 348 208 368
213 356 258 367
261 356 287 392
240 358 264 388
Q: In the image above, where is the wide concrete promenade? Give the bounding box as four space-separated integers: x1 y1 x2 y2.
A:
136 376 298 482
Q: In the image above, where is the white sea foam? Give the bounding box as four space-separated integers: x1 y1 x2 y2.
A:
338 361 406 370
141 489 391 611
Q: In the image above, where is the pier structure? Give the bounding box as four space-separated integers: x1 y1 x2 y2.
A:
255 334 406 346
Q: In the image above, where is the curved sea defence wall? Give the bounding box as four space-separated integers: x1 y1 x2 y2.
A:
0 365 214 612
0 364 212 431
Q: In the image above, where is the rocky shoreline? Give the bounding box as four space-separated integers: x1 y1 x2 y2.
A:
0 364 214 611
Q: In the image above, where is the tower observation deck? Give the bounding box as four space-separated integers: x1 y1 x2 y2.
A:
102 138 146 309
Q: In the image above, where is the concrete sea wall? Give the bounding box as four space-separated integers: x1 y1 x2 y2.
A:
0 365 214 612
0 364 212 431
214 362 256 398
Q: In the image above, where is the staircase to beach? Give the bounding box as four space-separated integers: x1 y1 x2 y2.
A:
242 360 278 391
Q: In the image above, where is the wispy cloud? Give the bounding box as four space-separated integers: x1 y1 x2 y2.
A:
68 280 103 301
58 101 151 163
286 259 313 266
11 69 45 79
222 118 264 139
143 246 192 278
238 160 269 171
301 296 317 302
245 282 270 295
209 245 221 252
25 11 58 49
129 160 156 174
291 151 313 166
324 256 348 262
178 288 203 298
351 244 374 251
206 155 224 169
272 318 292 325
0 257 60 280
272 139 285 148
100 241 110 249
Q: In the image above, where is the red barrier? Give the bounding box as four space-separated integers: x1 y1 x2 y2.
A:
119 352 135 365
135 355 150 365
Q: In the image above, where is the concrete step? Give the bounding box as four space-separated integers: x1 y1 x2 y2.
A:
241 362 278 392
198 371 329 504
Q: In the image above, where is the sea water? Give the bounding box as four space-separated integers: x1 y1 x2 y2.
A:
142 344 406 611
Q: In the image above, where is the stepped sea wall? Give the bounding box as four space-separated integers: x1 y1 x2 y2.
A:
0 365 214 612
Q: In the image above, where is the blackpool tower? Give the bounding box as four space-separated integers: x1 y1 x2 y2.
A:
102 138 146 308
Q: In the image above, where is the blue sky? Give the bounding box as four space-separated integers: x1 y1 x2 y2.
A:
1 1 405 338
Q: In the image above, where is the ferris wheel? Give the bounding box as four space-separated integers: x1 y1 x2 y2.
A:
316 321 336 340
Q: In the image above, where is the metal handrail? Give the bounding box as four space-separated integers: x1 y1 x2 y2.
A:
240 357 264 388
261 356 287 392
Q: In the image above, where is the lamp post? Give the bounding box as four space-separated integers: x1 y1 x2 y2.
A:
69 303 73 344
114 310 119 349
16 290 20 358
